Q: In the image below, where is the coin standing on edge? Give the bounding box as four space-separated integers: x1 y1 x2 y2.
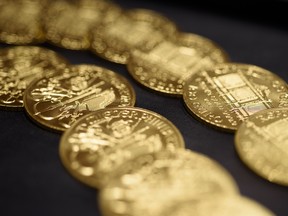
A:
0 0 47 44
23 64 136 132
235 107 288 186
59 107 185 189
100 149 239 216
0 46 68 109
127 32 229 96
91 8 178 64
44 0 122 50
183 63 288 132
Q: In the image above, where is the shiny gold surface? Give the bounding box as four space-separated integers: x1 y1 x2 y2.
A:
91 8 178 64
127 33 229 96
183 63 288 132
100 149 239 216
59 107 185 188
44 0 122 50
162 195 275 216
0 0 46 44
23 64 136 132
235 108 288 186
0 46 68 109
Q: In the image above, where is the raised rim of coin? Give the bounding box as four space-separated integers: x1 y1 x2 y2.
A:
127 32 229 96
90 8 178 64
183 62 288 132
0 1 46 44
43 0 122 50
235 107 288 186
59 106 185 188
99 149 239 216
23 64 136 132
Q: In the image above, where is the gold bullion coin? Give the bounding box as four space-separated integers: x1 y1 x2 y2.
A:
91 8 178 64
183 63 288 132
99 149 239 216
59 107 185 189
0 46 68 109
23 64 136 132
127 32 229 96
44 0 122 50
235 107 288 186
161 195 275 216
0 0 46 44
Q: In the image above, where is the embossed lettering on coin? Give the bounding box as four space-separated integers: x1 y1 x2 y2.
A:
0 46 68 109
235 108 288 186
100 149 239 216
59 107 185 188
127 33 229 96
23 65 136 132
183 63 288 132
91 9 178 64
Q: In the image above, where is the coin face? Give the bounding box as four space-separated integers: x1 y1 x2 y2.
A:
99 149 239 216
235 108 288 186
44 0 122 50
0 46 68 109
59 107 185 188
0 0 46 44
127 33 229 96
23 64 136 132
162 195 275 216
183 63 288 132
91 9 178 64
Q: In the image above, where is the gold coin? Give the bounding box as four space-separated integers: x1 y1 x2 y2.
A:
183 63 288 132
127 33 229 96
0 46 68 109
235 107 288 186
0 0 46 44
162 195 275 216
23 64 136 132
59 107 185 189
99 149 239 216
44 0 122 50
91 8 178 64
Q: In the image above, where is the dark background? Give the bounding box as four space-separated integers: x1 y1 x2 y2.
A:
1 0 288 215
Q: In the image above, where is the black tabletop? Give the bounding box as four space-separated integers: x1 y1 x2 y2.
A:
1 1 288 215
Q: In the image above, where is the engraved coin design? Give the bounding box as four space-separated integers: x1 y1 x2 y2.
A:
235 108 288 186
183 63 288 132
44 0 122 50
24 65 136 132
59 107 185 188
91 9 178 64
0 0 46 44
0 46 68 109
127 33 229 96
161 195 275 216
100 149 239 216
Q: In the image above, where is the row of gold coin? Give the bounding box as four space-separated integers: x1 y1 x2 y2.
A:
1 0 288 215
